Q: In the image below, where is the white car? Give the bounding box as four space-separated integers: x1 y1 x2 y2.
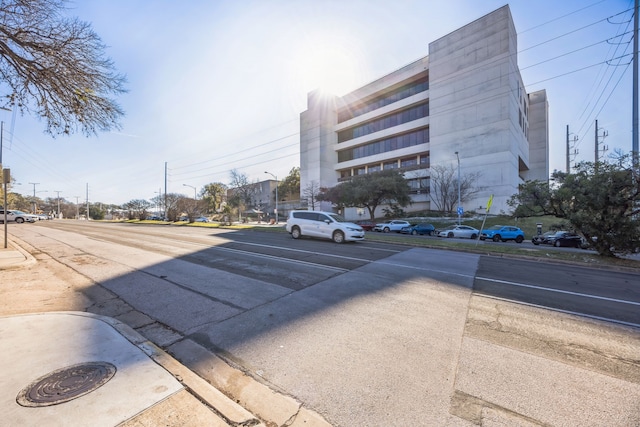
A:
0 210 37 223
373 220 411 233
286 210 364 243
437 225 480 239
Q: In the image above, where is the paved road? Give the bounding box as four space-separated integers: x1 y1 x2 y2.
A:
6 220 640 426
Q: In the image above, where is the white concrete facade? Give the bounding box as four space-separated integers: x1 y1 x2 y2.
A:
299 5 548 219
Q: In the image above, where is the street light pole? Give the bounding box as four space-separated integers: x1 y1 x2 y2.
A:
455 151 461 225
264 171 278 223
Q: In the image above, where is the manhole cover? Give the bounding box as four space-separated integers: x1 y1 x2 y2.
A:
16 362 117 407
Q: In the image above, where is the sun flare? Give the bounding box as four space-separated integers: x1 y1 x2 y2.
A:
290 35 362 96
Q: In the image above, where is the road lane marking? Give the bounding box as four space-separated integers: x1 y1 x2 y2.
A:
476 277 640 306
206 246 350 273
477 294 640 329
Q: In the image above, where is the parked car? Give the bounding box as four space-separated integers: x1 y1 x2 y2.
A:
531 231 556 245
194 216 210 222
400 223 435 235
437 225 480 239
480 225 525 243
544 231 584 248
0 210 37 223
355 220 376 231
286 210 365 243
373 220 411 233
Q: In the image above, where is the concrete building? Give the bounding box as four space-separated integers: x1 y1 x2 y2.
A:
299 5 549 219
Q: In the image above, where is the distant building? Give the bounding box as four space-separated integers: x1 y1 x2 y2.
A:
299 5 549 219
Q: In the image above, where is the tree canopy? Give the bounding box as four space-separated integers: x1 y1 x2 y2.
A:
201 182 227 213
509 158 640 257
0 0 126 136
318 169 411 219
277 167 300 201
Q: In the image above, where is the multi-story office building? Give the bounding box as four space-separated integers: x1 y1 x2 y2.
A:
299 5 549 219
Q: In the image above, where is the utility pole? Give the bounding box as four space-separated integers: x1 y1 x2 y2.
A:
28 182 40 213
164 162 167 219
565 125 578 173
595 120 609 164
0 121 3 167
86 183 90 220
75 196 80 220
633 0 638 166
54 190 62 218
455 152 461 225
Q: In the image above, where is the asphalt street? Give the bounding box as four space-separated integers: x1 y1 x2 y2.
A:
3 220 640 426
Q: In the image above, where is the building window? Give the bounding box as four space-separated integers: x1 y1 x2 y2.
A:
337 75 429 123
368 164 381 173
384 161 398 169
407 177 429 194
338 102 429 143
355 167 366 175
401 157 418 168
337 128 429 163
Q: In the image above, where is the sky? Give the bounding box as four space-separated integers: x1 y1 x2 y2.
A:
0 0 635 206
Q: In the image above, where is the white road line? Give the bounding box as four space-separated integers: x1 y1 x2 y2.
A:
224 240 389 263
478 294 640 329
476 276 640 306
207 246 350 273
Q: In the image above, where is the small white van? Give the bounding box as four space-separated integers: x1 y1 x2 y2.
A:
285 211 365 243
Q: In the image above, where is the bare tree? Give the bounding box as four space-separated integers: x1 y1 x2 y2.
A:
163 193 184 221
0 0 126 136
302 180 320 210
228 169 259 221
430 164 482 213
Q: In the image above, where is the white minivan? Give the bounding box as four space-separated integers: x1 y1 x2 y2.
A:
285 210 365 243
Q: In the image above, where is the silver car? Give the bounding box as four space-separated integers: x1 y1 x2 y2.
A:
0 210 37 223
437 225 480 239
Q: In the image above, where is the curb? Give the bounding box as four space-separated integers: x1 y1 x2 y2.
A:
0 236 37 269
54 311 264 426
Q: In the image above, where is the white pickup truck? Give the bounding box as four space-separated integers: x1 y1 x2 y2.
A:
0 209 38 223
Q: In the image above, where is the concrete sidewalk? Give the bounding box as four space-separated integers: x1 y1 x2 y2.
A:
0 240 336 427
0 240 269 426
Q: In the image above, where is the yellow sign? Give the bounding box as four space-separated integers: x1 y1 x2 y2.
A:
486 194 493 212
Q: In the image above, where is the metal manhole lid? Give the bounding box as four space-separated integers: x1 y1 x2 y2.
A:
16 362 117 407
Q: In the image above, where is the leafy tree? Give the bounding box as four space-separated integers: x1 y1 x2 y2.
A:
0 0 126 135
509 158 640 257
86 203 104 220
318 169 411 219
277 167 300 201
430 164 482 213
201 182 227 213
124 199 152 220
1 182 29 211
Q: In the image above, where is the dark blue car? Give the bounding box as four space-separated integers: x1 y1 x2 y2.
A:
400 223 435 236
